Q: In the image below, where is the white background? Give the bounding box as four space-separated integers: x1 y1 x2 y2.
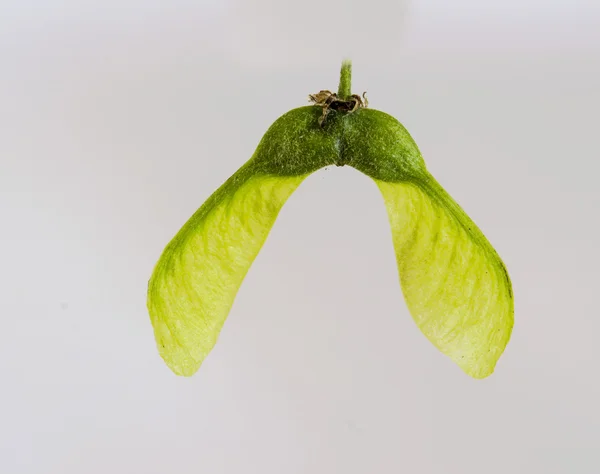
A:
2 1 599 473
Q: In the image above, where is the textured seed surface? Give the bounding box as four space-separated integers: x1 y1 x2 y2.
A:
147 102 513 378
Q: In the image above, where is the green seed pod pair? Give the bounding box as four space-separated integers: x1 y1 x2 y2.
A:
147 60 514 379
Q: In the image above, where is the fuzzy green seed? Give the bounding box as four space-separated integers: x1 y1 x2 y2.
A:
147 60 514 379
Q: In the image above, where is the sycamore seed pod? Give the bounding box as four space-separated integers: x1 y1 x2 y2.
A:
147 60 514 379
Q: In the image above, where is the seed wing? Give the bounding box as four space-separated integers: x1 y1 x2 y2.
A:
147 172 308 376
375 174 514 378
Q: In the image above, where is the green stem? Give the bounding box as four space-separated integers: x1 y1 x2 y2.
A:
337 59 352 100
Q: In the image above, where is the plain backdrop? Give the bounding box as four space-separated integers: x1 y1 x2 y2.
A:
2 1 599 473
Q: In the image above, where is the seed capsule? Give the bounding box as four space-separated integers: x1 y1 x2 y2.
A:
147 60 514 379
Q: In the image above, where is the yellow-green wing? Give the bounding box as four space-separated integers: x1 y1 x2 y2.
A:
375 175 514 379
147 172 307 376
